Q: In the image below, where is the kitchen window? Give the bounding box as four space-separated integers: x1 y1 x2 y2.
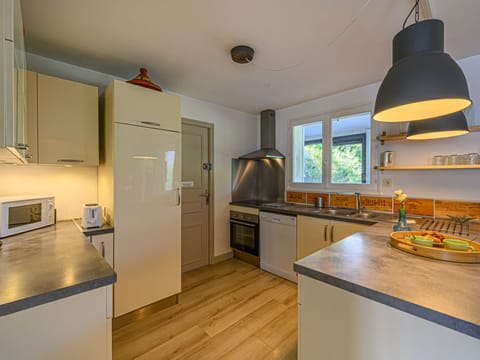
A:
290 109 374 190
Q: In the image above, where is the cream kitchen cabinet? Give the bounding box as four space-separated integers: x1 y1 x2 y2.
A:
0 287 112 360
298 274 480 360
87 232 113 360
88 233 114 268
297 216 330 260
111 80 180 132
26 70 38 163
26 71 99 165
297 215 368 259
330 219 368 243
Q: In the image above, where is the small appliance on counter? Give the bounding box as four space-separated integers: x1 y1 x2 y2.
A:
82 204 103 229
0 196 55 238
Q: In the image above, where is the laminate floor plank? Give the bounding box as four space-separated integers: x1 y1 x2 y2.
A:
178 300 288 360
221 336 272 360
114 271 277 359
114 267 259 343
114 271 267 359
199 277 292 337
263 329 298 360
256 304 298 349
135 325 209 360
113 259 298 360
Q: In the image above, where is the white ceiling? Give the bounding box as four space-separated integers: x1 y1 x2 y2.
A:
20 0 480 114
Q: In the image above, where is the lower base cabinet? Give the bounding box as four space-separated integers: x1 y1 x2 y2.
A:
0 286 112 360
298 275 480 360
297 215 368 259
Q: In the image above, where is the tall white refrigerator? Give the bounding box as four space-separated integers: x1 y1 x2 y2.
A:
99 80 181 318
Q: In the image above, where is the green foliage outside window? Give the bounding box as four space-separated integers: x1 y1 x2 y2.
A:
303 143 363 183
331 144 362 184
304 144 322 182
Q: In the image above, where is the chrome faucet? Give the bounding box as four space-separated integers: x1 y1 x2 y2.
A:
355 192 362 213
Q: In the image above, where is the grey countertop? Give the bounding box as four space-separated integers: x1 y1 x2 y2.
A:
231 201 480 339
72 218 114 236
230 200 383 225
0 221 116 317
294 221 480 339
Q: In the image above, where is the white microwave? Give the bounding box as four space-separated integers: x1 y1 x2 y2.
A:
0 196 55 238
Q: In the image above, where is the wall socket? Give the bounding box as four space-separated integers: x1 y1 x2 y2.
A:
382 178 392 187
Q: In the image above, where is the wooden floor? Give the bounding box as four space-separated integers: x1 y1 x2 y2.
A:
113 258 298 360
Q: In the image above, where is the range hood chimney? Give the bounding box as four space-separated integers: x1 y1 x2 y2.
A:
239 109 285 160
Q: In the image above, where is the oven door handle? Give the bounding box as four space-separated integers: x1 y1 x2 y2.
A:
230 219 257 227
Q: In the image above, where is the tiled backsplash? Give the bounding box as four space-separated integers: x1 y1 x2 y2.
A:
393 198 434 217
286 191 480 220
286 191 307 203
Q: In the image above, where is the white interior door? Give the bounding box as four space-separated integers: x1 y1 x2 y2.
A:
113 123 181 317
181 122 210 272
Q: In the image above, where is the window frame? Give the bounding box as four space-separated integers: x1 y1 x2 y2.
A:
287 104 379 193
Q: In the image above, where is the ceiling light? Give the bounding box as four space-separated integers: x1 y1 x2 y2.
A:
230 45 254 64
373 1 471 122
406 112 469 140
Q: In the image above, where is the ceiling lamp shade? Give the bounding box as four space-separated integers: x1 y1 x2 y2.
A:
374 19 472 122
406 111 469 140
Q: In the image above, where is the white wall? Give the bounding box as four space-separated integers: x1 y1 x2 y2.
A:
0 53 258 256
277 54 480 202
0 165 97 220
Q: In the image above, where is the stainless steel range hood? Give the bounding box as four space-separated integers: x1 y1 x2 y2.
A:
239 109 285 159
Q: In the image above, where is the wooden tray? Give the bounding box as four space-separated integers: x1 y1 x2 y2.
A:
390 231 480 263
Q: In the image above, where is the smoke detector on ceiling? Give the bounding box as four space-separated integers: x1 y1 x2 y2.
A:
230 45 254 64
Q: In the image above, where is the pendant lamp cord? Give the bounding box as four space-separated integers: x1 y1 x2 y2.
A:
402 0 420 29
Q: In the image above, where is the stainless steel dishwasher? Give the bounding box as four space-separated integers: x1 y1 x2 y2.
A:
260 212 297 283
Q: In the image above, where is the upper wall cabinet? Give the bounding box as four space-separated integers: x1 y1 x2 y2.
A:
112 80 180 132
0 0 28 164
27 71 99 165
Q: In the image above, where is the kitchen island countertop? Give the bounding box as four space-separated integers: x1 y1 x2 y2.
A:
294 220 480 339
0 221 116 317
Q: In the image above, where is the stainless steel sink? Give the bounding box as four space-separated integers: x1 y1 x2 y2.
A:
348 212 378 219
318 208 356 216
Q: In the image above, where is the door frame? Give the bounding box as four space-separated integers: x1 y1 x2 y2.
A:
181 118 215 265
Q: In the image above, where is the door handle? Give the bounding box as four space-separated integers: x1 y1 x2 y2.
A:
101 241 105 258
324 224 328 242
330 225 334 244
57 159 84 163
176 188 181 206
15 143 29 150
199 189 209 205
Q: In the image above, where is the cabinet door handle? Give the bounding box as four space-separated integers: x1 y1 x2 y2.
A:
176 188 181 206
324 224 328 242
15 143 29 150
101 241 105 258
330 225 334 244
57 159 84 163
141 121 161 127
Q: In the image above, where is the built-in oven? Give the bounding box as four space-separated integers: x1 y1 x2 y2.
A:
230 210 259 256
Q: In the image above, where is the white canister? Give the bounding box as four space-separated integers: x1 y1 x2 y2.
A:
380 151 395 166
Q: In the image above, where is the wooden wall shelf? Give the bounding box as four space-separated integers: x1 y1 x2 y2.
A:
375 165 480 171
377 126 480 144
376 133 407 142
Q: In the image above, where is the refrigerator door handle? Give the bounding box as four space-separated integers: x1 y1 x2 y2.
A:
176 188 181 206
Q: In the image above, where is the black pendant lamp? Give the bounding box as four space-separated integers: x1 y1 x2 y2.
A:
406 112 469 140
374 1 472 122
